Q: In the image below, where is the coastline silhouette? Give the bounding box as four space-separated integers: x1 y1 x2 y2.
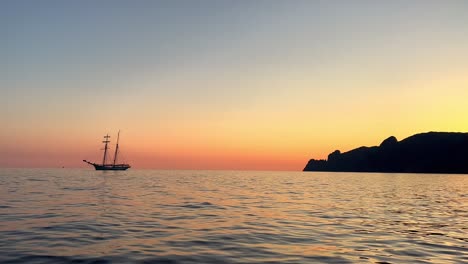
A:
304 132 468 174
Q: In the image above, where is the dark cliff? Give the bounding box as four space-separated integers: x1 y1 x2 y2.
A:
303 132 468 174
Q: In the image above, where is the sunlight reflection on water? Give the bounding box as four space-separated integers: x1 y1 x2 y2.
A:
0 169 467 263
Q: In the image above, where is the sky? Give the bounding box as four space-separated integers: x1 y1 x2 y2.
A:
2 1 468 170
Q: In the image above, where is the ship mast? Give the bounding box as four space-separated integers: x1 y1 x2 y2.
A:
113 130 120 165
102 134 111 165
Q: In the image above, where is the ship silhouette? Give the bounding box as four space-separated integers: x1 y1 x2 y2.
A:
83 130 131 170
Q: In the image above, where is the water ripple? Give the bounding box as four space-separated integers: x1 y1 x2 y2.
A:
0 169 467 263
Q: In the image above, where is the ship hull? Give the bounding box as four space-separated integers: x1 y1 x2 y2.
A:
92 164 130 171
83 160 130 171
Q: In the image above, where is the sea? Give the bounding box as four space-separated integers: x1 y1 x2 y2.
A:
0 169 466 264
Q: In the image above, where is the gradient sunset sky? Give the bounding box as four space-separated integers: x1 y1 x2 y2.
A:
2 1 468 170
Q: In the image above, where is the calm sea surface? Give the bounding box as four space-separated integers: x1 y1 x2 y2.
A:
0 169 466 264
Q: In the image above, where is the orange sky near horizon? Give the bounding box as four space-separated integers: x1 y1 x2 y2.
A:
2 67 468 170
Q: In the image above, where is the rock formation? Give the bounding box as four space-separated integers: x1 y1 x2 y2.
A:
303 132 468 174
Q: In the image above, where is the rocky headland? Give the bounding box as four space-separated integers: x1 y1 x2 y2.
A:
303 132 468 174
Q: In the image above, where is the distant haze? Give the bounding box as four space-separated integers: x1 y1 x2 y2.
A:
2 1 468 170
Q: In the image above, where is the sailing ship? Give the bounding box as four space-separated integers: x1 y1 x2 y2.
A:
83 131 131 170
